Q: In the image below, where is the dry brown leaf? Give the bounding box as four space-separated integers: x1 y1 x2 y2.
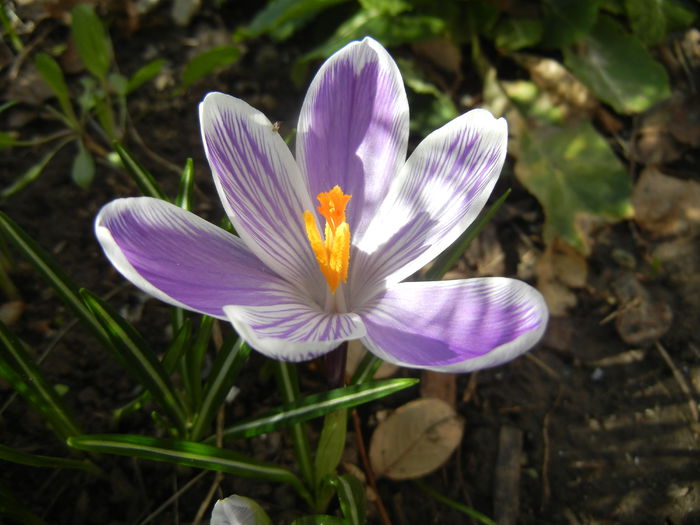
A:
411 38 461 75
632 168 700 237
536 241 588 315
611 274 672 345
369 398 464 480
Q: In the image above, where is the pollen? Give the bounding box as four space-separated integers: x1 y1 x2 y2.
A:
304 185 352 293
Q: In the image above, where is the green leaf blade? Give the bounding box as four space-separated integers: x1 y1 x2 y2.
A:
70 4 112 81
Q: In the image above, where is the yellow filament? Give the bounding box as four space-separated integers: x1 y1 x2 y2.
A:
303 185 351 293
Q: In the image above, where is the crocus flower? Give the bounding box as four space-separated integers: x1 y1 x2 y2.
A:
95 37 548 372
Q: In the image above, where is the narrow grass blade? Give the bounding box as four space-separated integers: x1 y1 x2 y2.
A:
0 212 114 352
113 141 168 200
214 378 418 443
0 443 97 473
185 314 214 407
0 320 82 440
190 337 251 442
176 158 194 211
1 137 72 198
324 474 366 525
80 289 187 435
424 189 511 281
414 479 498 524
68 433 310 501
274 361 314 492
348 350 383 386
0 481 48 525
113 319 192 423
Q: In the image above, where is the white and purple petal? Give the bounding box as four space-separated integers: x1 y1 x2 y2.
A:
224 291 366 362
95 197 293 318
351 109 507 305
358 278 547 373
200 93 325 300
296 37 409 237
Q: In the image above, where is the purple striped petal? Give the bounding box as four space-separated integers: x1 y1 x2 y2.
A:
224 296 366 362
351 109 507 305
95 197 297 318
359 278 547 372
296 37 409 237
200 93 325 302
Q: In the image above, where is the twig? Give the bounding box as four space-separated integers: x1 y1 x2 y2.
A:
352 409 392 525
137 470 209 525
540 412 551 511
493 426 522 525
655 341 699 422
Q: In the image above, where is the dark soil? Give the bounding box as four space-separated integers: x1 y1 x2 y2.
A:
2 3 700 525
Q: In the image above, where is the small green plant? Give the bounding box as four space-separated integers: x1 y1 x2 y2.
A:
1 4 164 196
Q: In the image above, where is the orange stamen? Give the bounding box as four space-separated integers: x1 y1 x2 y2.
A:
303 185 352 293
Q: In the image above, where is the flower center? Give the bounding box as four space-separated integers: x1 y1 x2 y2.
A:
303 185 352 293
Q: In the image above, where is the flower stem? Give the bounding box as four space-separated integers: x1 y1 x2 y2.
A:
323 341 348 389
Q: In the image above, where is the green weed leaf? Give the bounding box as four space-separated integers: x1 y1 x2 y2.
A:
127 58 165 94
34 53 76 124
243 0 348 40
71 4 112 81
514 122 633 253
71 141 95 188
564 15 670 114
182 45 242 89
541 0 599 48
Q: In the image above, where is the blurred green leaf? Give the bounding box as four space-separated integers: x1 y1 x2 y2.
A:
71 141 95 188
625 0 697 45
68 434 309 500
243 0 348 40
0 320 82 441
0 443 96 472
71 4 112 81
0 481 47 525
127 58 166 94
1 138 71 198
291 515 345 525
397 57 458 136
182 45 242 89
108 72 129 97
541 0 599 47
214 378 418 442
299 10 446 69
34 53 76 124
80 289 188 435
358 0 409 15
564 16 671 113
494 17 543 50
324 474 366 525
514 122 633 253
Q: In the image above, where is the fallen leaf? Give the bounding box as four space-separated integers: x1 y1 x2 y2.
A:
536 240 588 315
369 398 464 480
611 273 672 345
632 168 700 237
514 121 633 253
